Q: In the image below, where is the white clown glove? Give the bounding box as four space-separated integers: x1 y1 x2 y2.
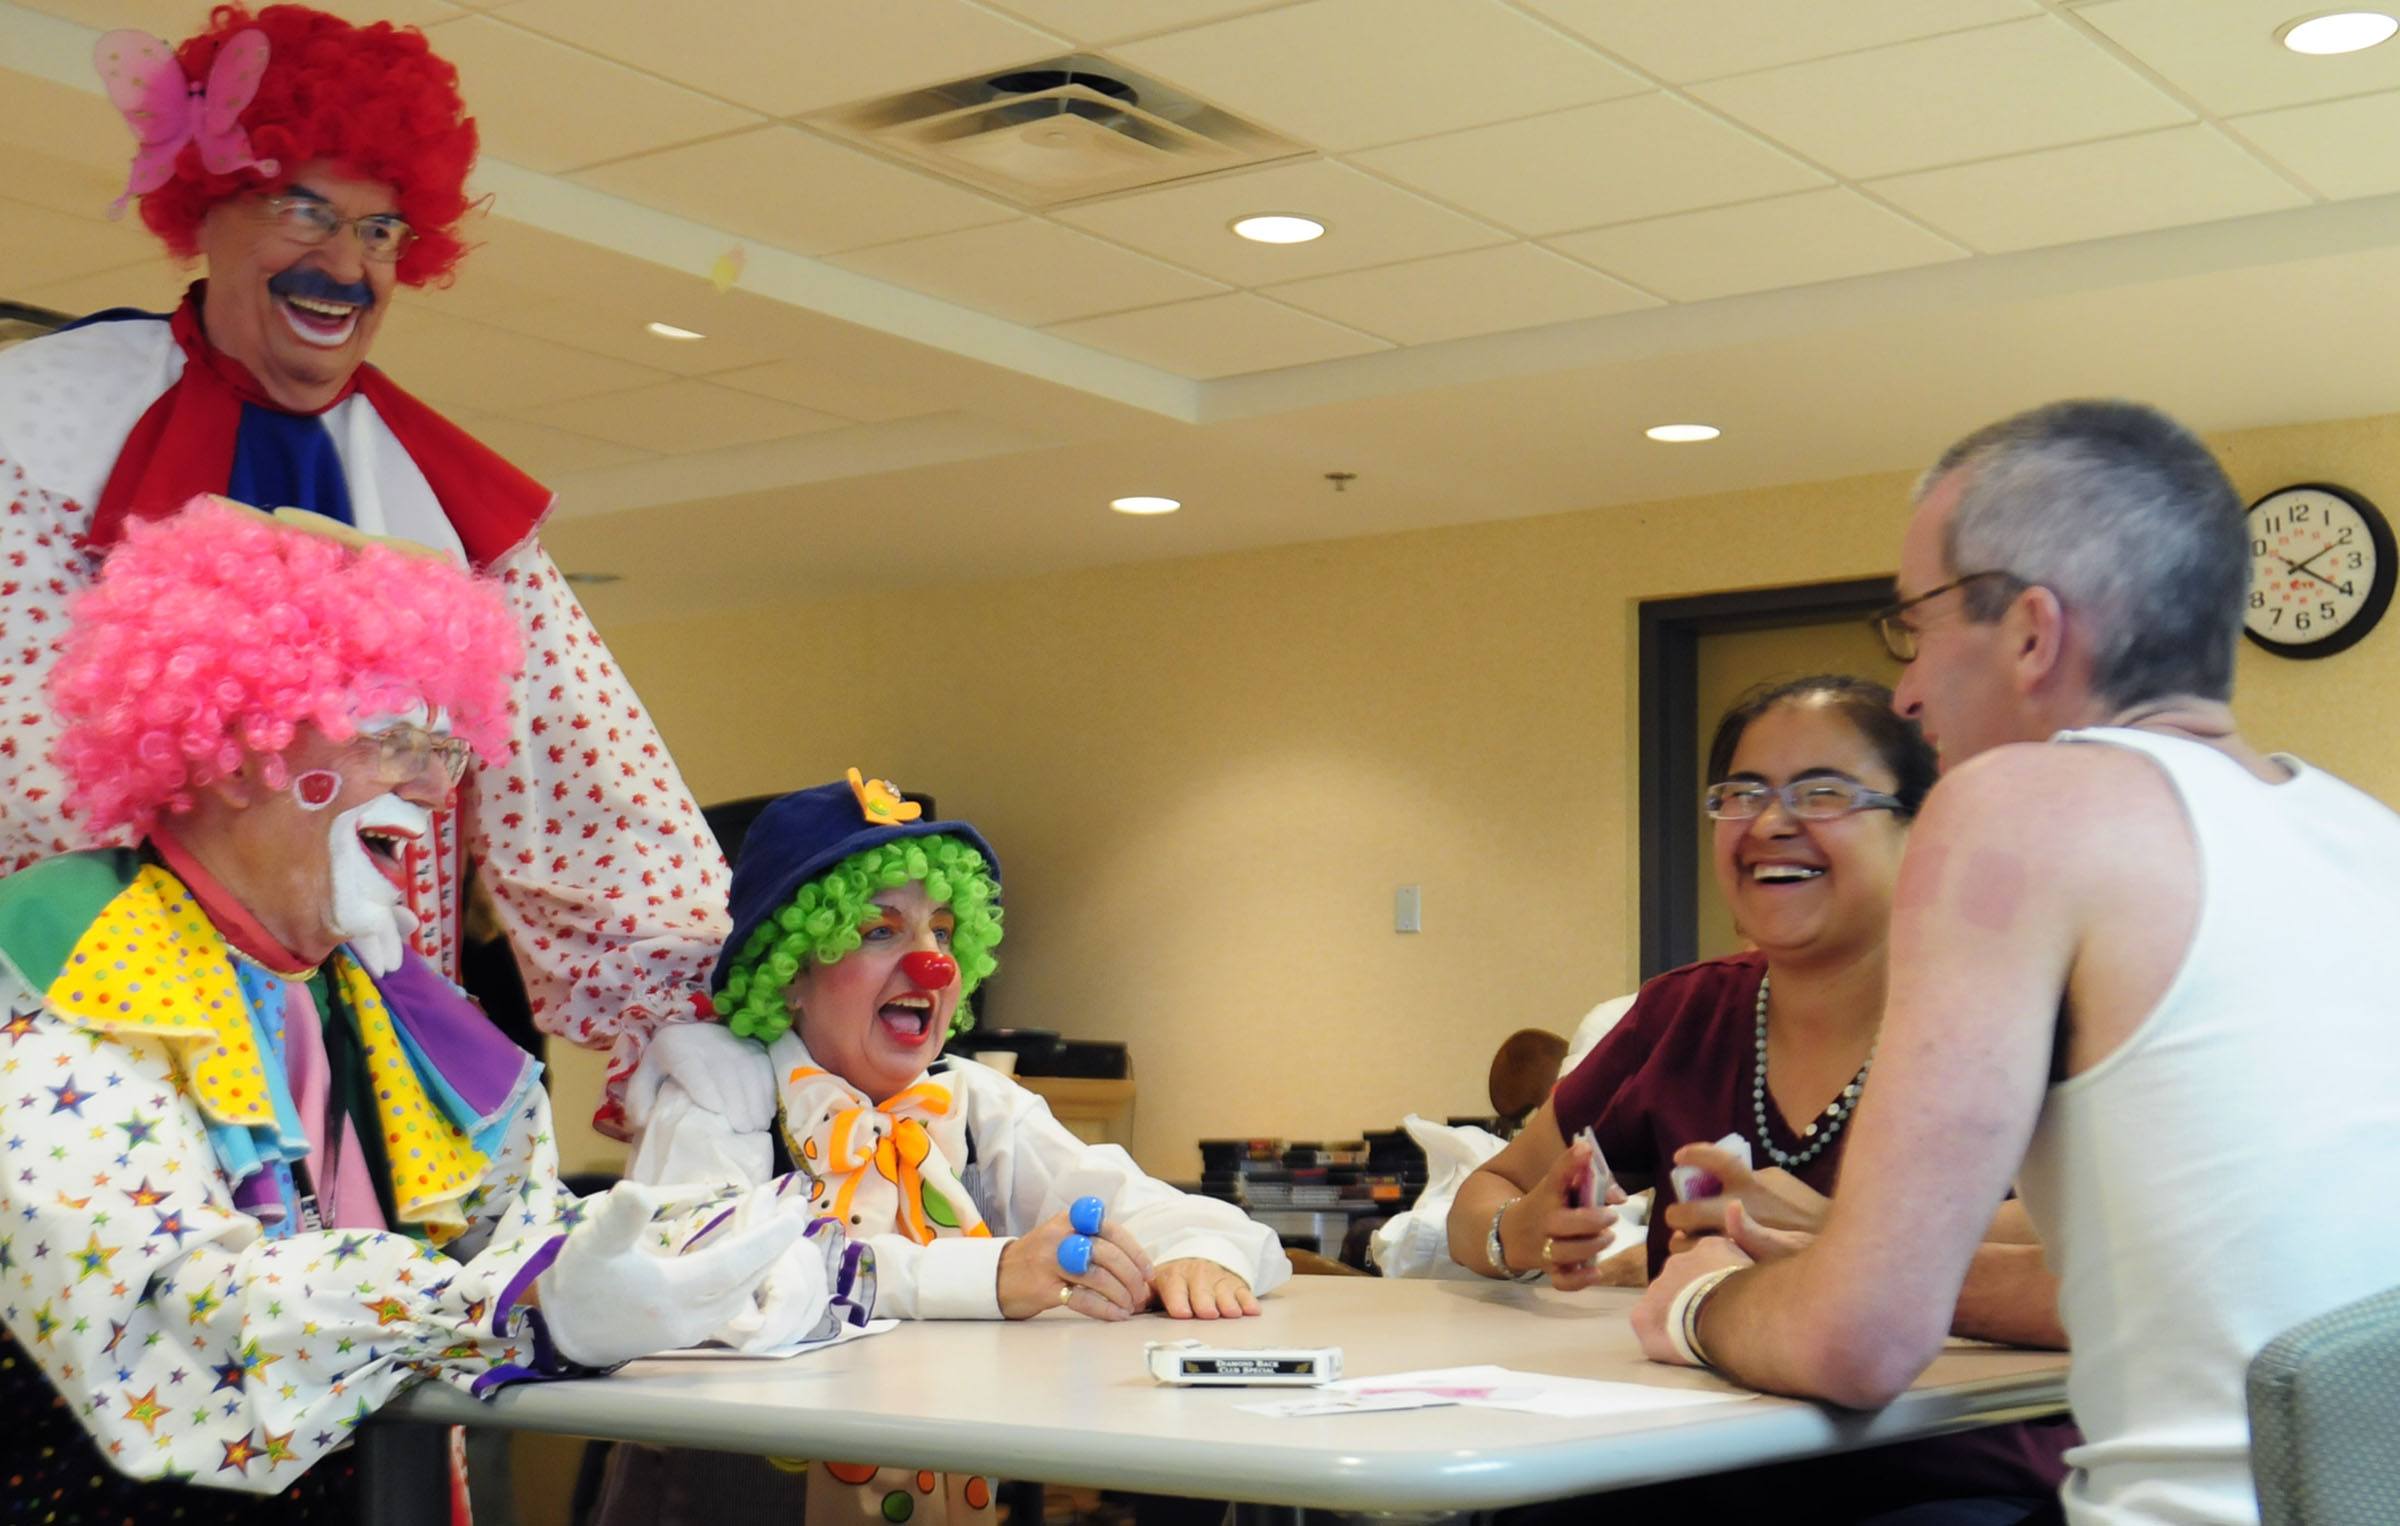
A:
711 1216 877 1353
627 1020 778 1134
537 1182 809 1368
624 1022 778 1188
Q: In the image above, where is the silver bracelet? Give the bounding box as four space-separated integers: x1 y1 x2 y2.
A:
1485 1199 1543 1282
1663 1266 1742 1368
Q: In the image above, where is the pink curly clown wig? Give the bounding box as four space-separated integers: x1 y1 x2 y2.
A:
49 498 521 838
138 4 479 287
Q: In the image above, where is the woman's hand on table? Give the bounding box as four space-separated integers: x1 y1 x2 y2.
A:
1659 1140 1828 1247
998 1209 1154 1321
1506 1137 1626 1290
1151 1259 1259 1320
1670 1199 1816 1262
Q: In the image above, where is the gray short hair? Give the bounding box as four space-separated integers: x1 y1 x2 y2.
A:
1919 400 2246 707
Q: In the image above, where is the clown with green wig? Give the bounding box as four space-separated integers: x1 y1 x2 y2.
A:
625 771 1289 1324
608 773 1289 1522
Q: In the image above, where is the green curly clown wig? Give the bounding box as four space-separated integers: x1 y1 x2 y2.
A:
714 834 1004 1045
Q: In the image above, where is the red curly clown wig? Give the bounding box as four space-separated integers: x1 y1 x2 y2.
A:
48 498 522 837
137 4 479 286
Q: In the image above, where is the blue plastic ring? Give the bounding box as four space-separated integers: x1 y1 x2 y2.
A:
1056 1233 1094 1276
1069 1195 1105 1236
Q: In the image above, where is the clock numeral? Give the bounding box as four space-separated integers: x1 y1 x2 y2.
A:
2321 602 2337 620
2250 590 2267 609
2269 607 2283 626
2296 612 2313 633
2341 580 2357 596
2292 504 2313 524
2336 527 2355 545
2265 514 2283 534
2349 553 2365 570
2252 537 2270 557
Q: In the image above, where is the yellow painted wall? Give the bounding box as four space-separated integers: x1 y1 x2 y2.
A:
550 409 2400 1179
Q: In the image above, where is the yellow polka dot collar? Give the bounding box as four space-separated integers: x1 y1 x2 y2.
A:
44 864 495 1236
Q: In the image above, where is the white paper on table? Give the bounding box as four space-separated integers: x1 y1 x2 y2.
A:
1339 1364 1754 1418
1235 1390 1457 1418
636 1318 899 1363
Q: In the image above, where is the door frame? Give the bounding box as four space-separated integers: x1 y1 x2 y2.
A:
1636 576 1895 979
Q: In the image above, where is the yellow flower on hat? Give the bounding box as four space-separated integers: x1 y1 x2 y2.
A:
846 767 921 825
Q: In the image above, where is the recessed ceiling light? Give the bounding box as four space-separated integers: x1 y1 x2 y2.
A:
645 321 705 341
1645 423 1721 443
1110 495 1181 515
2279 10 2398 53
1231 214 1325 245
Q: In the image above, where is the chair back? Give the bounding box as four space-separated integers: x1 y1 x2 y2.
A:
2248 1282 2400 1525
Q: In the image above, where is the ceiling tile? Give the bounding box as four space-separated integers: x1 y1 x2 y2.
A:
1262 244 1655 344
827 219 1226 325
499 0 1063 116
1690 16 2191 180
419 15 757 174
1517 0 2035 84
1051 159 1506 284
13 0 461 32
519 379 851 454
1047 293 1386 377
707 358 946 423
575 127 1016 255
450 413 657 477
1868 125 2309 255
17 258 189 320
365 305 668 413
980 0 1291 46
1354 94 1828 238
2231 90 2400 201
1549 188 1965 301
0 198 173 290
2079 0 2400 117
1112 0 1645 151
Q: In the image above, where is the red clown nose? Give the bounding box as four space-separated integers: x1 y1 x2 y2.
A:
900 951 957 991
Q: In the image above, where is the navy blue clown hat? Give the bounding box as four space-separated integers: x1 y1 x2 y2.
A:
710 769 1000 996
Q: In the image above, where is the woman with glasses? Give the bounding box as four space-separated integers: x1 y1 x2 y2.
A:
1449 674 2074 1525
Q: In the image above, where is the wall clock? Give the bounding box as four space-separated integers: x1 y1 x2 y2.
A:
2244 483 2393 659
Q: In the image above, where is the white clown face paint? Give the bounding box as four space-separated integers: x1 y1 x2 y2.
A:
324 792 425 975
316 708 445 974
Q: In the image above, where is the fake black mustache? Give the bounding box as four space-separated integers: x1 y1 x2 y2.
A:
267 267 375 309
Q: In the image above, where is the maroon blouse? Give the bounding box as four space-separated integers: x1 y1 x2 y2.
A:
1550 951 2077 1512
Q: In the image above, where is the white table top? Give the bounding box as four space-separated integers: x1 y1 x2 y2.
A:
392 1276 2067 1510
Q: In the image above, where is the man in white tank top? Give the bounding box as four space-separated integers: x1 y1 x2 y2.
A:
1631 399 2400 1526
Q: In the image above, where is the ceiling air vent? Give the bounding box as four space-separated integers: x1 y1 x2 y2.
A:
805 56 1306 207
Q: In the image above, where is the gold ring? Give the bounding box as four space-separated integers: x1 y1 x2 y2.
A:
1541 1236 1554 1265
1058 1283 1074 1306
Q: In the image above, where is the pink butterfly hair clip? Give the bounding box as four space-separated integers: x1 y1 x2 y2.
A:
93 27 278 217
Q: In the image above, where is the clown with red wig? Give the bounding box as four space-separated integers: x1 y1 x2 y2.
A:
0 3 737 1139
0 501 864 1520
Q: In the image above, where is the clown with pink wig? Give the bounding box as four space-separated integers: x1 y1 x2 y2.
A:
0 501 864 1520
0 3 741 1143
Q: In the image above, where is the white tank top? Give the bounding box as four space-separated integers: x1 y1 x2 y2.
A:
2017 727 2400 1526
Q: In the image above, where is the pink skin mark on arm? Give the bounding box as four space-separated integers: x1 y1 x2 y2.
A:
1956 850 2028 933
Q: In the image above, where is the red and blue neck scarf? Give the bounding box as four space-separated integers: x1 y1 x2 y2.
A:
80 283 549 571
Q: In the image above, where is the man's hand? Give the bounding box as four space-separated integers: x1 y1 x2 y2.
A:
1659 1140 1828 1245
1631 1232 1750 1366
1152 1259 1259 1319
997 1208 1155 1321
627 1021 775 1134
